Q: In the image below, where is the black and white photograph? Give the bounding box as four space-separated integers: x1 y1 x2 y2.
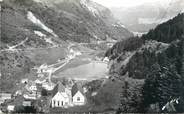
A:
0 0 184 113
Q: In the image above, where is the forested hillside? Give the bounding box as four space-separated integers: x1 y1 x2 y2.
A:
105 13 184 113
142 13 184 43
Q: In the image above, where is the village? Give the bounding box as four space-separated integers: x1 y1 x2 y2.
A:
0 43 110 113
0 65 87 113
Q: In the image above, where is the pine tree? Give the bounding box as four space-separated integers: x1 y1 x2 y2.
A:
142 62 183 111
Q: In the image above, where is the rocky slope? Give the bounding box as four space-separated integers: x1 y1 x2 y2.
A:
1 0 133 48
105 13 184 113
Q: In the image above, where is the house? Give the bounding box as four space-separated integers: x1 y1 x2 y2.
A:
0 93 12 101
71 83 86 106
37 73 45 78
30 83 37 92
26 81 37 92
14 90 22 97
7 105 15 112
23 101 32 107
50 82 70 108
23 92 37 100
103 57 109 63
42 82 55 91
23 90 41 100
35 77 46 84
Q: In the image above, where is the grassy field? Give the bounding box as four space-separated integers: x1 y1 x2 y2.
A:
86 79 124 111
24 46 67 65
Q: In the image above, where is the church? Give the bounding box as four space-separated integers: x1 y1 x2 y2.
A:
50 82 86 108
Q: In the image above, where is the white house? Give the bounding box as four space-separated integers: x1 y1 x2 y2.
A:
71 83 86 106
23 101 32 107
35 77 46 84
50 82 70 108
0 93 12 105
26 81 37 92
42 82 55 91
37 73 45 78
23 93 37 100
14 90 22 96
29 84 37 91
0 93 12 100
103 57 109 63
7 105 15 112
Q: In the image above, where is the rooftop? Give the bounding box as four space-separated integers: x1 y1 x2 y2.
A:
52 81 65 97
71 83 84 97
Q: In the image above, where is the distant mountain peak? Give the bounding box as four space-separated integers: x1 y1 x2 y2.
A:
110 0 184 33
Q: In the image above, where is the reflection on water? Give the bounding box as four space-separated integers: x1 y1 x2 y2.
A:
56 61 108 80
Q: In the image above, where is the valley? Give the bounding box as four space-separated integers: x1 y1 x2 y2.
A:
0 0 183 113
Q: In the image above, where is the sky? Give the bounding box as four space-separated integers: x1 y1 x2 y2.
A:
92 0 170 8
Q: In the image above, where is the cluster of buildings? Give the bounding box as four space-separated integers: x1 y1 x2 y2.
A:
0 51 88 113
0 81 86 113
0 93 14 112
24 78 87 108
0 93 12 105
0 76 86 113
33 63 87 107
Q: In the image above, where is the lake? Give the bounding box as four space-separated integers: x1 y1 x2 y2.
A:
55 61 109 80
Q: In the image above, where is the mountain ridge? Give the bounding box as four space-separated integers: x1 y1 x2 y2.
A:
110 0 184 33
1 0 133 50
